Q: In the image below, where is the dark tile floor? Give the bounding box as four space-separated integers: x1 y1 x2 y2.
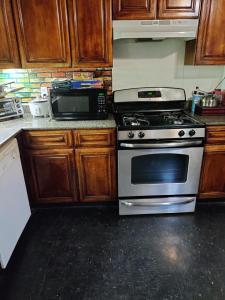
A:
1 204 225 300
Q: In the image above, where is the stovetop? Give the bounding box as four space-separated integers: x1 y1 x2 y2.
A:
115 111 204 130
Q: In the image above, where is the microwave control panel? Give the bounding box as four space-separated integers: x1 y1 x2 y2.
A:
97 92 107 113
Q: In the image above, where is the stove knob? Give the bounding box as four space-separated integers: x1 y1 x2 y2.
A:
138 132 145 138
128 132 134 139
189 129 196 137
178 130 185 137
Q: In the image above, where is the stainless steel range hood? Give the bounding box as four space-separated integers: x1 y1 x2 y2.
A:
113 19 198 40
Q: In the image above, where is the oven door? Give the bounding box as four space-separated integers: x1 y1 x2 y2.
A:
118 140 203 197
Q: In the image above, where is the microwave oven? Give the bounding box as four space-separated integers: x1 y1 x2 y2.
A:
0 98 24 121
49 88 108 120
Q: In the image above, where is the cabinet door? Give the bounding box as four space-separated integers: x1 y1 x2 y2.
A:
69 0 112 67
199 146 225 199
25 149 78 204
113 0 157 19
13 0 71 68
195 0 225 64
0 0 20 68
158 0 200 19
75 147 116 202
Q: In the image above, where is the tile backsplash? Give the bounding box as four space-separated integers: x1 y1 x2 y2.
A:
0 68 112 102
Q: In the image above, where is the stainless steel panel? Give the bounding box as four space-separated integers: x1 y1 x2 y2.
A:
118 147 203 197
114 87 186 103
118 128 205 140
119 197 196 215
120 140 202 149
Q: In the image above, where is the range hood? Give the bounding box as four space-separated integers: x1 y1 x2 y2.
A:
113 19 198 40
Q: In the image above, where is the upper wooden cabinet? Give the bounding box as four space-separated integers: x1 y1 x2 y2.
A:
13 0 71 68
113 0 157 19
158 0 200 19
194 0 225 65
68 0 112 67
113 0 200 19
0 0 20 68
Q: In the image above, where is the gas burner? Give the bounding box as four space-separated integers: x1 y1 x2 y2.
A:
122 113 150 127
162 113 185 125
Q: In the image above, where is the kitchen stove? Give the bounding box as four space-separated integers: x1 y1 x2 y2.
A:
113 87 205 216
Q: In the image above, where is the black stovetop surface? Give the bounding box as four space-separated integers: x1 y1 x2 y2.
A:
114 111 204 130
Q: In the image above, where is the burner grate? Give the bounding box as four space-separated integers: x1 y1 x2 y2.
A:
122 113 150 127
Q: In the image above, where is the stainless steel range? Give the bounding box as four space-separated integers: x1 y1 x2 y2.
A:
113 87 205 215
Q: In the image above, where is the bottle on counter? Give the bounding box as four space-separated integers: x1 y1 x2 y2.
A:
191 86 202 113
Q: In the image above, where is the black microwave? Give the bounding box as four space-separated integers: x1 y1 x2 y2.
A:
49 88 108 120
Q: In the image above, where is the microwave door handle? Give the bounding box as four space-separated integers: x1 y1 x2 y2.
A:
121 198 195 207
120 140 202 149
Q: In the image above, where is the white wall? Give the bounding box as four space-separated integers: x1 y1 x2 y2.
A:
113 39 225 98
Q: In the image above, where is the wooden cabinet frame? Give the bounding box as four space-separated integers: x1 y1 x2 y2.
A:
68 0 112 67
113 0 201 19
13 0 71 68
0 0 21 68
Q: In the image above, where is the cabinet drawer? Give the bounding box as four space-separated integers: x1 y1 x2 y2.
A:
23 130 73 149
74 129 116 147
206 126 225 144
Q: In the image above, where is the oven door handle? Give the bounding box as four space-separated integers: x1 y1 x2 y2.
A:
120 140 202 149
121 198 195 207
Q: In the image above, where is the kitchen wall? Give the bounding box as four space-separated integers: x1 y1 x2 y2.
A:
0 68 112 102
113 39 225 98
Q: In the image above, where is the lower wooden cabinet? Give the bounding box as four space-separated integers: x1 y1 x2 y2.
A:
75 147 116 202
25 149 78 204
199 126 225 199
199 145 225 199
21 129 117 204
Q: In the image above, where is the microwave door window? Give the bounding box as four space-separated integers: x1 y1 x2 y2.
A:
131 154 189 184
53 96 89 113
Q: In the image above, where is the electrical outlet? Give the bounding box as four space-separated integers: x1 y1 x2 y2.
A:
40 86 48 98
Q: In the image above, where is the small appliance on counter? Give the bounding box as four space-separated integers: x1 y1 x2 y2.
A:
0 97 24 121
49 85 108 120
195 91 225 115
29 97 50 118
192 77 225 115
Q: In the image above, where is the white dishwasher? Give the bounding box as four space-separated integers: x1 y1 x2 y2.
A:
0 138 31 269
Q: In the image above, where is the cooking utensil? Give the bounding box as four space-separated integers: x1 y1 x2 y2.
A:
29 98 49 117
200 95 219 107
0 81 24 98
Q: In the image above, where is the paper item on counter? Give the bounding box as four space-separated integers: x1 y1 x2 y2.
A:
71 79 104 88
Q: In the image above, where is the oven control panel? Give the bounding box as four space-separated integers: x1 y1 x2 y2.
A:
119 128 205 141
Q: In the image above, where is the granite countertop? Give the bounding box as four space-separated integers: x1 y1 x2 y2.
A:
192 114 225 126
0 114 116 148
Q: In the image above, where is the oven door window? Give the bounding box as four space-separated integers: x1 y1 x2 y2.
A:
52 95 90 113
131 154 189 184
